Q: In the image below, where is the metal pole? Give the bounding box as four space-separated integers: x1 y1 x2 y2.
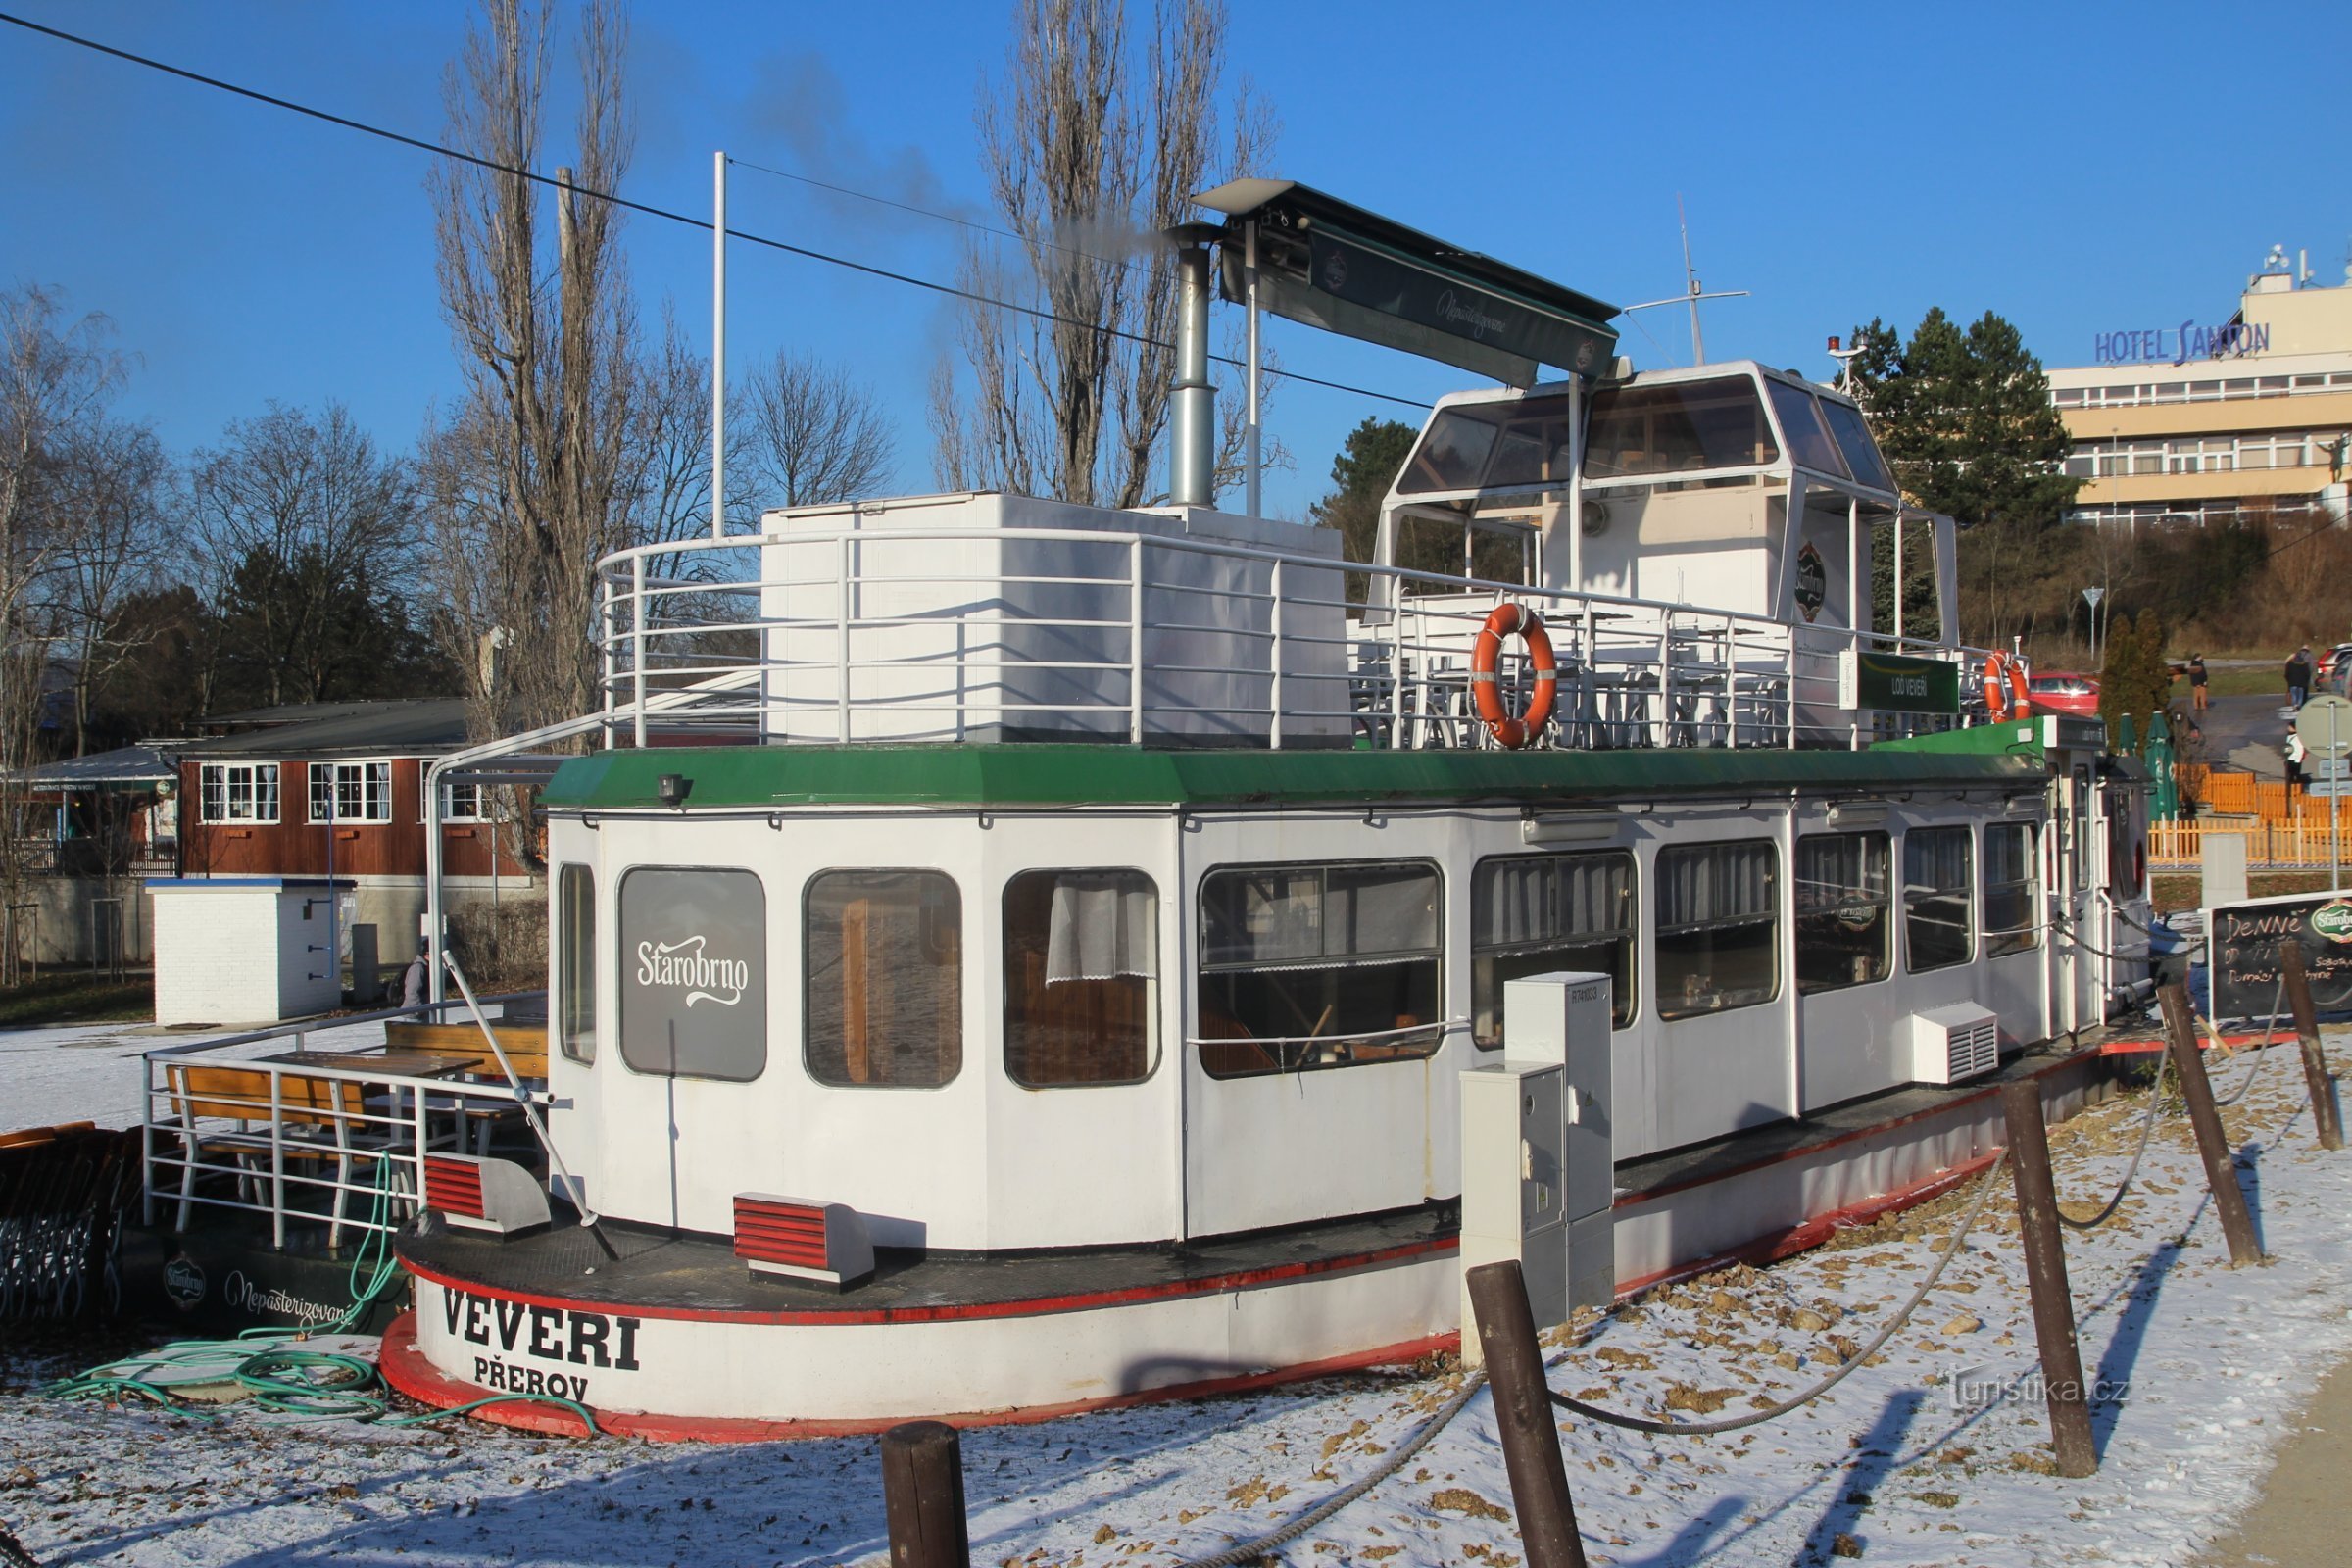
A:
879 1420 970 1568
2160 984 2264 1266
2280 944 2345 1151
1893 514 1905 644
2332 704 2341 894
712 150 727 541
1998 1079 2097 1477
1245 219 1261 520
1466 1260 1589 1568
1565 373 1585 592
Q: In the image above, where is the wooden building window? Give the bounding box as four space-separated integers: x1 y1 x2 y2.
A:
1195 861 1443 1079
433 781 485 823
308 761 392 824
1655 841 1779 1020
1904 826 1976 973
1471 852 1636 1046
1795 832 1891 994
199 762 278 824
558 863 596 1064
805 870 962 1089
1003 869 1156 1088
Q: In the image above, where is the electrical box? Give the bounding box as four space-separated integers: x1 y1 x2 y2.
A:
1458 971 1618 1362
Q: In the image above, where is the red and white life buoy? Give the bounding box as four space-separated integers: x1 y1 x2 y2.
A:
1471 604 1557 750
1984 651 2031 721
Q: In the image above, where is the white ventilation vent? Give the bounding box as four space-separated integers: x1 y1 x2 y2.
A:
1905 1003 2001 1086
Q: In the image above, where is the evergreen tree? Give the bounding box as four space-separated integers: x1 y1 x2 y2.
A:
1310 416 1416 601
2097 607 2173 746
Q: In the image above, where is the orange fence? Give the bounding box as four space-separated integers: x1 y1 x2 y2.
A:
2181 767 2345 826
2150 817 2352 870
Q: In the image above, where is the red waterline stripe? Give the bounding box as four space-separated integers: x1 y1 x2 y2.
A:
2098 1031 2269 1056
397 1234 1455 1328
376 1311 1458 1444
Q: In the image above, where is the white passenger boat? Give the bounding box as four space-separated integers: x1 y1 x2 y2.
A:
130 184 2152 1439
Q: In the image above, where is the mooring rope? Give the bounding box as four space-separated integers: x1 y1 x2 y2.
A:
1547 1152 2009 1437
2211 976 2286 1109
2057 1053 2171 1232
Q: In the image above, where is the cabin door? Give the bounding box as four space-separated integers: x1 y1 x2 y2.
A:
2051 762 2105 1032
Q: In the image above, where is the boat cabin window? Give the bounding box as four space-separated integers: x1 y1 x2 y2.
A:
1984 822 2040 956
1819 398 1894 491
1584 376 1777 482
1195 861 1443 1078
558 863 596 1063
1003 869 1157 1088
1471 851 1636 1045
806 870 962 1089
616 867 767 1082
1903 827 1976 972
1764 380 1848 479
1794 832 1891 994
2107 792 2142 898
1396 393 1577 496
1655 842 1780 1020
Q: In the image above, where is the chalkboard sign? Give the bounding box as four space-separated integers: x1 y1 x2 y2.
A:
2206 891 2352 1020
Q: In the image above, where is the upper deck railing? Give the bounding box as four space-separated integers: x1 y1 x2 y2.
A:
591 514 1993 753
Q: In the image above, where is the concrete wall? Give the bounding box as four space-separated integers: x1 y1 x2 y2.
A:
7 876 154 967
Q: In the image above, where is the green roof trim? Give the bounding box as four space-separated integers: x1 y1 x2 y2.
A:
542 744 2045 812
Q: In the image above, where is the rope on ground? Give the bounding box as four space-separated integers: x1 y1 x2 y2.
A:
1547 1152 2010 1437
2211 975 2285 1109
1168 1370 1490 1568
2057 1050 2171 1232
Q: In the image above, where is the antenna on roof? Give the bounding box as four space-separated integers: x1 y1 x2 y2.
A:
1619 196 1750 366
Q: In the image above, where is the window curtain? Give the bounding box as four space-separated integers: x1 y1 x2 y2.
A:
1475 854 1633 948
1795 833 1887 915
1657 842 1776 931
1045 872 1158 983
1905 828 1972 895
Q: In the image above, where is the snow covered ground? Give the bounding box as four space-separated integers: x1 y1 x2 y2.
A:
6 1025 2352 1567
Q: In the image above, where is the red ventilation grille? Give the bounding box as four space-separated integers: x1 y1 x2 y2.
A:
734 1196 829 1270
424 1156 485 1218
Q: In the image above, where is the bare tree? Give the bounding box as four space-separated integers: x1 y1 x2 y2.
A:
48 415 167 754
929 0 1276 510
185 402 417 707
739 349 895 514
426 0 637 753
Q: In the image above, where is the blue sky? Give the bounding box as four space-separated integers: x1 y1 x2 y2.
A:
3 1 2348 520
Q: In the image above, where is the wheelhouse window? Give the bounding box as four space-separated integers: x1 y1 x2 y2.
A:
1765 380 1849 478
558 863 596 1063
1471 852 1636 1045
1985 821 2040 957
1003 869 1157 1088
1196 861 1442 1078
616 867 765 1082
806 870 961 1088
309 761 392 824
1584 376 1779 482
199 762 279 824
1795 831 1890 994
1904 827 1976 972
1655 842 1779 1020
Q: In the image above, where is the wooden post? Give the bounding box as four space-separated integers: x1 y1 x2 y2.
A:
1466 1260 1588 1568
2159 984 2265 1266
1997 1079 2098 1479
2280 945 2345 1152
879 1420 969 1568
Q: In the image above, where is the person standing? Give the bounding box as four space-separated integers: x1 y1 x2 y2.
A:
2188 653 2210 712
2286 645 2315 709
401 938 431 1008
2287 728 2308 793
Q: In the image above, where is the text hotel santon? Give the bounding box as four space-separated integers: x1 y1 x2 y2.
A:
2092 320 2270 367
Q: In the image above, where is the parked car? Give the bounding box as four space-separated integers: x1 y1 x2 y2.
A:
2026 669 2099 716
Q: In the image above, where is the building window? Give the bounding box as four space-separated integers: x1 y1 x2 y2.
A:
558 863 596 1064
1795 831 1891 994
1196 861 1443 1078
308 760 392 824
1904 826 1976 972
1003 869 1157 1088
198 762 279 824
616 866 765 1081
432 780 485 822
806 870 961 1088
1984 822 2039 957
1655 842 1779 1020
1471 852 1635 1046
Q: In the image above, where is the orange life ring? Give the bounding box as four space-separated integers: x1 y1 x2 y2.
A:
1984 652 2031 721
1471 604 1557 750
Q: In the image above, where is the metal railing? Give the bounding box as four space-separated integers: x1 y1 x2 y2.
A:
591 523 1989 753
137 993 550 1249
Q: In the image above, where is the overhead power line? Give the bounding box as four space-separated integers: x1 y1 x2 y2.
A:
0 10 1433 412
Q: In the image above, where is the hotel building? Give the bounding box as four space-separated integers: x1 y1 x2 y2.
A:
2047 253 2352 529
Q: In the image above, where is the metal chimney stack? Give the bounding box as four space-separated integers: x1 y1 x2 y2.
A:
1168 223 1220 508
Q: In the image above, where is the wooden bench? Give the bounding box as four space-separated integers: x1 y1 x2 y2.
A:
166 1065 384 1242
383 1021 551 1082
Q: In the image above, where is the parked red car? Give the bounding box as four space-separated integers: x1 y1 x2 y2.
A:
2026 670 2099 716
